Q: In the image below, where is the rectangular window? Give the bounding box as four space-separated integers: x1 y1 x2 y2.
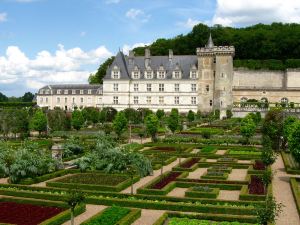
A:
158 71 165 79
191 97 196 105
72 90 76 94
206 85 210 92
57 89 61 94
80 90 84 94
174 83 179 92
133 71 139 79
159 84 164 92
191 84 197 92
113 71 119 79
134 83 139 92
65 97 67 103
113 96 118 104
191 71 197 79
80 98 84 103
113 83 118 92
72 97 75 103
57 97 60 103
146 96 151 105
174 96 179 105
210 100 213 106
134 96 139 104
159 96 164 105
174 71 180 79
146 84 152 92
88 89 92 94
146 71 152 79
40 97 43 103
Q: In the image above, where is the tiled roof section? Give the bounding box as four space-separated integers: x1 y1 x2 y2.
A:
38 84 103 95
105 52 198 80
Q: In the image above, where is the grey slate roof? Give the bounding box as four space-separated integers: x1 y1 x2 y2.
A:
38 84 103 95
104 51 198 80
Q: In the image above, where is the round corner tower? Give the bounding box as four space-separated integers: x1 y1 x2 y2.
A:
196 34 235 118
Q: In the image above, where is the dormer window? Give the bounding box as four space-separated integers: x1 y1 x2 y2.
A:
145 71 153 79
64 90 68 94
80 90 84 94
133 71 139 79
88 89 92 94
158 71 165 79
57 89 61 94
173 71 181 79
111 65 120 79
40 90 44 94
190 70 198 79
72 90 76 94
45 90 50 95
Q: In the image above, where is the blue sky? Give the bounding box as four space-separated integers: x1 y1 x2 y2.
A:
0 0 300 96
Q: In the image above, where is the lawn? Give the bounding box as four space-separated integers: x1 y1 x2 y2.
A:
55 173 128 186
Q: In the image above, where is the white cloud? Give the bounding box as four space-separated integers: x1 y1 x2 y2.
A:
105 0 120 4
212 0 300 26
0 12 7 23
125 8 150 23
122 42 150 55
177 18 202 29
0 45 113 95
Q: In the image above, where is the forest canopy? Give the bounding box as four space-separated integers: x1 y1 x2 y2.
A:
89 23 300 84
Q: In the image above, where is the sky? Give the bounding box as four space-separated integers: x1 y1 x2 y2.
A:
1 0 300 96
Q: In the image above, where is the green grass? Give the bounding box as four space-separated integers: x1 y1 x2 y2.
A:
82 206 130 225
200 146 217 153
168 217 257 225
227 150 261 155
55 173 128 186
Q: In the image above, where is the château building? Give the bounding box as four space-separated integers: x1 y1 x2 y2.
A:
36 35 300 117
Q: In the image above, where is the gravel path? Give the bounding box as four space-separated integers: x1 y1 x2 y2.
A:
0 178 8 184
131 209 165 225
206 159 217 163
121 160 179 194
237 160 251 164
167 188 188 198
217 190 240 201
216 150 227 155
188 168 207 179
62 204 107 225
272 155 300 225
228 169 247 181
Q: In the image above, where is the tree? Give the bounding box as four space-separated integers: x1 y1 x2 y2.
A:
47 108 67 131
256 196 283 225
261 136 277 166
261 169 273 189
124 108 139 124
288 121 300 163
88 57 115 84
0 92 8 102
71 110 84 130
167 109 179 134
283 116 297 149
145 114 159 142
66 190 85 225
29 109 47 134
240 115 256 144
262 109 283 150
99 107 117 123
113 111 128 139
21 92 34 102
81 107 99 124
187 110 195 122
126 165 137 195
156 109 165 121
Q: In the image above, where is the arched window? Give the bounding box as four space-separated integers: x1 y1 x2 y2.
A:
260 97 269 108
281 97 288 107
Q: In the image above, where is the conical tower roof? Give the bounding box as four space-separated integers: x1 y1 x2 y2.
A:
206 33 214 48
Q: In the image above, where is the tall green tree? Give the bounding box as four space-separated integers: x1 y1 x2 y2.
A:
187 110 195 122
88 57 115 84
283 116 297 149
47 108 67 131
29 109 47 134
21 92 34 102
113 111 128 139
288 121 300 163
167 109 179 134
240 115 256 144
71 110 84 130
145 114 159 142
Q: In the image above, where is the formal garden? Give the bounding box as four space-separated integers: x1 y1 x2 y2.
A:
0 106 300 224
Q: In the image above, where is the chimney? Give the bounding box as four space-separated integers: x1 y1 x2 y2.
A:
145 48 151 67
169 49 173 62
129 50 134 65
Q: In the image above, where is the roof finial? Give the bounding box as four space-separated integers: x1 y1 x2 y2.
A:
207 33 214 48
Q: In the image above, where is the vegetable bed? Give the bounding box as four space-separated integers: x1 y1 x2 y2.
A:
0 201 64 225
152 172 182 189
168 217 256 225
